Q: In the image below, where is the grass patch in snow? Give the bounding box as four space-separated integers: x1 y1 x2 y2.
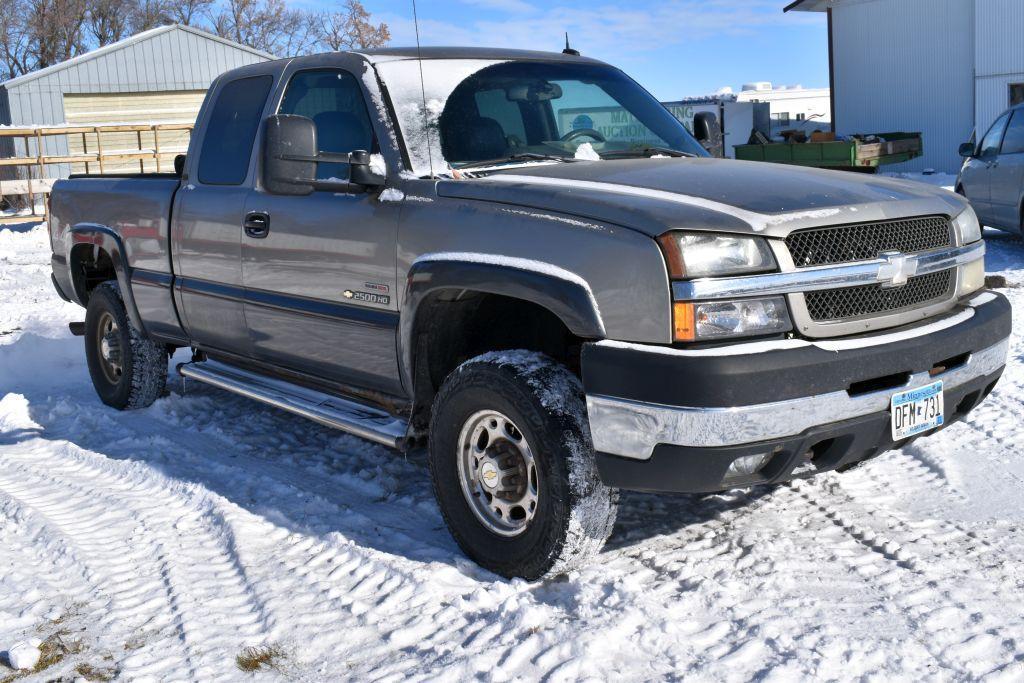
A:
75 662 119 681
236 645 285 673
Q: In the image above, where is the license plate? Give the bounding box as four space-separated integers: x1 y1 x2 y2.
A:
890 381 944 441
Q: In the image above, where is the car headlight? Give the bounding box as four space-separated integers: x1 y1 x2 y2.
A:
673 297 792 341
658 232 776 279
954 205 982 244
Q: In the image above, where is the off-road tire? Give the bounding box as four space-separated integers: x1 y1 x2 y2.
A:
429 350 618 580
85 281 167 410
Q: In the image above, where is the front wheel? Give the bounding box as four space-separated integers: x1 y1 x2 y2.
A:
84 281 168 410
429 351 618 580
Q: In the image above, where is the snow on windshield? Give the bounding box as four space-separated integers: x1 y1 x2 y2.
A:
374 59 505 177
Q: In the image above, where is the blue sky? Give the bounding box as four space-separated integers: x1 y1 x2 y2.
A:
356 0 829 100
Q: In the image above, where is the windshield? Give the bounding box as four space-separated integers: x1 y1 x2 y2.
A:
375 59 708 176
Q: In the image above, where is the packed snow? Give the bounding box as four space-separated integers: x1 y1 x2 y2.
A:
2 185 1024 679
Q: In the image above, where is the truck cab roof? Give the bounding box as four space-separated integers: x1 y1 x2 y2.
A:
354 46 607 65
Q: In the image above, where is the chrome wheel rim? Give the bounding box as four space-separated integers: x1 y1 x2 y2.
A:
95 311 123 385
457 409 539 537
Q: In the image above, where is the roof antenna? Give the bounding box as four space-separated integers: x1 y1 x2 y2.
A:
412 0 436 178
563 32 580 56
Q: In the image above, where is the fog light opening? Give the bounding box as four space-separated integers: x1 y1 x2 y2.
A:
726 451 773 479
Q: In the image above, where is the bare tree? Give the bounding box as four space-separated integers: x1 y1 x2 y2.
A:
0 0 32 79
22 0 88 69
317 0 389 52
164 0 212 26
129 0 169 32
86 0 134 46
212 0 317 56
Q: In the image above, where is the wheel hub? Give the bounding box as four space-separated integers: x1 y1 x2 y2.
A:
457 410 539 537
94 311 123 384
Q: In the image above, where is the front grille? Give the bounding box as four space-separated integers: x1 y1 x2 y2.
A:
786 216 953 268
805 269 955 321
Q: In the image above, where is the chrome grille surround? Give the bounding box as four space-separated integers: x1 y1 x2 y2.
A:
785 216 954 268
782 216 959 336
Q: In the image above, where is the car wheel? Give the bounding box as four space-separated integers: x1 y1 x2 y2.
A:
84 281 167 410
428 350 618 580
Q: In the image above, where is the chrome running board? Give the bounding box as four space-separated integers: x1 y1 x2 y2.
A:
178 360 408 448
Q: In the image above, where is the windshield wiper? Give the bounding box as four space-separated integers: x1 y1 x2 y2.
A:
600 147 698 159
454 153 579 170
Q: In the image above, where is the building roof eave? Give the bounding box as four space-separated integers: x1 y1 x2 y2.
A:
784 0 830 12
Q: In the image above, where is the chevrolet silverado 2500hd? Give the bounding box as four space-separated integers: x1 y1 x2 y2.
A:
48 48 1011 579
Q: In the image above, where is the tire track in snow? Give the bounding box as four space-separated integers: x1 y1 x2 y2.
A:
0 439 281 679
793 475 1024 678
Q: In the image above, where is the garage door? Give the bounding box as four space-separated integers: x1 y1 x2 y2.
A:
64 91 206 173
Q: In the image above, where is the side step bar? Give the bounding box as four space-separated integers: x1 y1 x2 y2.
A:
178 361 408 449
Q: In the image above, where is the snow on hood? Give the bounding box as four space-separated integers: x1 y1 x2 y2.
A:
374 59 505 178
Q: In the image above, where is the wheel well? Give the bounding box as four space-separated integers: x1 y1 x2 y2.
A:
410 291 584 430
69 244 116 303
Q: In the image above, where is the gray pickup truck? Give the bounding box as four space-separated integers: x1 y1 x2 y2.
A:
48 47 1011 579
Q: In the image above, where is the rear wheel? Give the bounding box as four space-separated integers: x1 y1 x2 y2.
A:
85 281 167 410
429 350 618 579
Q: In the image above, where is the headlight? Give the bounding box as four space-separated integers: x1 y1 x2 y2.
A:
673 297 792 341
954 205 982 244
658 232 776 279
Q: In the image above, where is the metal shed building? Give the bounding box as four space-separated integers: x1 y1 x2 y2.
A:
0 24 272 173
786 0 1024 174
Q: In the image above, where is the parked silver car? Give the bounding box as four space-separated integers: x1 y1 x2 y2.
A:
958 104 1024 234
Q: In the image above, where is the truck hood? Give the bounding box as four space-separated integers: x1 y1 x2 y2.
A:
435 158 968 237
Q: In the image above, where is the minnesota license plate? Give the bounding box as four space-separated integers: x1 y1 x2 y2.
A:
890 381 944 441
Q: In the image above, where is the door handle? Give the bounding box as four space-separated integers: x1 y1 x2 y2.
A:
243 212 270 238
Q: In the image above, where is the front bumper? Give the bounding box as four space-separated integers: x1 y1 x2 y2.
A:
582 291 1011 493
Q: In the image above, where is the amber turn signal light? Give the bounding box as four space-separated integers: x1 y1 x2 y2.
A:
672 302 696 342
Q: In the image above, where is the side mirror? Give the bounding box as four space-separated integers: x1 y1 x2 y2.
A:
958 142 976 158
263 114 317 196
693 111 724 158
262 114 385 195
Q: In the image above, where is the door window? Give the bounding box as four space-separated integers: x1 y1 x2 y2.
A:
198 75 274 185
1000 110 1024 155
979 112 1010 159
278 70 375 180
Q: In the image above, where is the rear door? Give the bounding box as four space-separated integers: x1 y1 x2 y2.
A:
171 72 276 355
991 108 1024 231
961 112 1010 224
240 65 403 396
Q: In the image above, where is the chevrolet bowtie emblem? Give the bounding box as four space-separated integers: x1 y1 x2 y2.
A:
876 251 919 288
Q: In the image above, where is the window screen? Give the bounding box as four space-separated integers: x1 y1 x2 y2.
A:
278 70 375 180
1002 110 1024 155
198 75 273 185
1010 83 1024 107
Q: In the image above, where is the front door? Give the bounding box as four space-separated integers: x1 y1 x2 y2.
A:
241 68 402 396
961 111 1010 225
172 73 275 355
990 109 1024 231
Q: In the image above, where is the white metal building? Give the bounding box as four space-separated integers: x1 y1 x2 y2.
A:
0 24 272 173
786 0 1024 173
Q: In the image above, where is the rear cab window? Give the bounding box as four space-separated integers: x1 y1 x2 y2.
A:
197 75 275 185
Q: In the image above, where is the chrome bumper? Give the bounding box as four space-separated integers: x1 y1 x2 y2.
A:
586 335 1008 462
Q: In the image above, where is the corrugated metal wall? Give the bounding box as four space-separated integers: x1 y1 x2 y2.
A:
974 0 1024 139
1 25 270 175
831 0 975 173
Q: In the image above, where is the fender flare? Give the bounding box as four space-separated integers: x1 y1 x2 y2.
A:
67 224 147 334
398 255 606 392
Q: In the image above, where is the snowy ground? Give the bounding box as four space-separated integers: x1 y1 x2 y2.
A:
1 191 1024 680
